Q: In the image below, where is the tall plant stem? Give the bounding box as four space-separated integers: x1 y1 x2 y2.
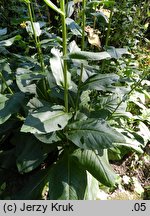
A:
101 1 114 71
0 72 13 94
27 2 45 72
27 2 48 100
75 0 86 111
105 2 114 46
60 0 68 113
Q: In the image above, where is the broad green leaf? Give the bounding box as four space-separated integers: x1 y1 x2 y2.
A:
66 118 125 151
43 0 64 16
67 48 129 61
12 169 50 199
12 133 55 173
16 68 44 94
84 171 100 200
48 152 87 200
98 94 127 113
106 46 130 59
0 35 21 47
81 73 119 91
21 105 72 134
67 50 111 61
114 128 144 153
0 92 25 124
66 18 82 36
50 48 72 89
72 149 117 187
35 132 61 144
91 12 109 23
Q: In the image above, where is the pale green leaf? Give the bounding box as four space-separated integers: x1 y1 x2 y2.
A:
72 149 117 187
43 0 64 16
67 50 111 61
50 48 72 89
21 106 72 134
0 35 21 47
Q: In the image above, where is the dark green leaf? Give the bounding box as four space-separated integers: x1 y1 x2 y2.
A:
66 118 125 151
81 73 119 91
48 152 87 200
12 133 55 173
0 92 25 124
12 169 50 199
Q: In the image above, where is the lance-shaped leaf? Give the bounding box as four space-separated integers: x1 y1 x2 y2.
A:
43 0 64 16
106 46 130 59
67 50 111 61
50 48 72 89
66 18 82 36
81 73 119 91
0 92 25 124
71 149 117 187
21 105 72 134
0 35 21 47
66 118 125 151
48 152 87 200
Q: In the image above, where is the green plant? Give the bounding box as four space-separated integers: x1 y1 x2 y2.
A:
0 0 149 200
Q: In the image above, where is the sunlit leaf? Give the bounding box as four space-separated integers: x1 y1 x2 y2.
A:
21 105 72 134
72 149 117 187
0 35 21 47
66 18 82 36
43 0 64 16
50 48 72 89
67 50 111 60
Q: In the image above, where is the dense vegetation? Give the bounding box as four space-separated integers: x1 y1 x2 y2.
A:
0 0 149 200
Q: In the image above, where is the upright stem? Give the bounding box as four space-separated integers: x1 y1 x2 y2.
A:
101 1 114 71
60 0 68 113
0 72 13 94
27 2 45 72
27 2 48 100
105 2 114 46
75 0 86 111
